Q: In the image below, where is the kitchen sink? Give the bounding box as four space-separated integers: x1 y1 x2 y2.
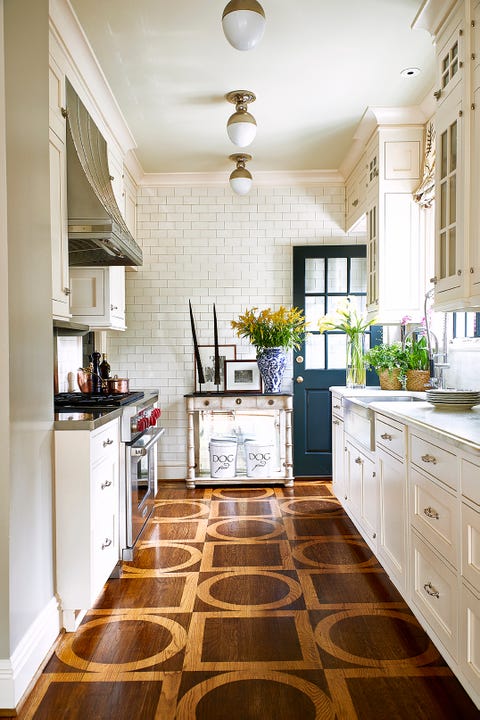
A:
343 395 425 451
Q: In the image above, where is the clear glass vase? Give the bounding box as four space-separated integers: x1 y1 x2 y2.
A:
346 333 366 389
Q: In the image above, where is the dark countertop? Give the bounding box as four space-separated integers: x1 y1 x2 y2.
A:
54 390 159 431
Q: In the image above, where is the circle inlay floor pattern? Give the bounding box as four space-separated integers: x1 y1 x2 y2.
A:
207 517 284 541
175 670 335 720
123 542 202 573
196 570 303 610
56 615 187 671
212 487 275 500
314 609 440 667
152 500 209 519
279 498 342 516
292 537 378 569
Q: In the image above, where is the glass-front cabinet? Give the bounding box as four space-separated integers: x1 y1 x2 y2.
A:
185 393 293 488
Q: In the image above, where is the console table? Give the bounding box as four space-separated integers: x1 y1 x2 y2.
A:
185 393 293 488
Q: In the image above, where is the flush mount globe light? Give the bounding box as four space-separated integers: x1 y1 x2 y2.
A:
229 153 253 195
222 0 266 51
226 90 257 147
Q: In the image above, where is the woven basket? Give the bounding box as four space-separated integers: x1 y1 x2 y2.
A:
378 369 402 391
406 370 431 391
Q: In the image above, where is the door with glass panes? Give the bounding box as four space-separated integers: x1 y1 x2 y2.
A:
292 246 379 476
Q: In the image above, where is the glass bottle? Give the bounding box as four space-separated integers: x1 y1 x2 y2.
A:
99 353 111 380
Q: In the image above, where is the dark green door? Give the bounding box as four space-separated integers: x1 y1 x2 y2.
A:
293 245 379 476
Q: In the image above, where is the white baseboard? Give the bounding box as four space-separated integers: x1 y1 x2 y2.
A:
157 462 186 481
0 596 60 710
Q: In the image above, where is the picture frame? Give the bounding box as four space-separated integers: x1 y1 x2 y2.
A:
224 359 263 393
194 344 236 392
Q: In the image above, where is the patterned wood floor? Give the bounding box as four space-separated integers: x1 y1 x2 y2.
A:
16 481 480 719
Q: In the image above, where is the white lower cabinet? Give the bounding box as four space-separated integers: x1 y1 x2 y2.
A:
331 414 346 503
344 438 377 552
330 393 480 708
411 530 459 661
54 418 120 631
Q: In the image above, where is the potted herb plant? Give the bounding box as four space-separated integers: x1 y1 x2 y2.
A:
404 334 431 390
364 342 408 390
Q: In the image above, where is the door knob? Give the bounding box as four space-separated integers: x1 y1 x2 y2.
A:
296 376 304 383
296 355 304 363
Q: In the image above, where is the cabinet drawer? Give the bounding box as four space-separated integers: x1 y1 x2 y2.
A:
331 394 344 419
375 416 405 458
91 420 119 466
411 531 458 659
462 501 480 592
410 434 458 490
410 466 458 568
462 457 480 506
92 510 117 596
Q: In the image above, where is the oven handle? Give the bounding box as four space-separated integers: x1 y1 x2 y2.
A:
128 427 165 455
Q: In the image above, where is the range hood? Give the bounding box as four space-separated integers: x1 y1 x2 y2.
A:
66 80 142 267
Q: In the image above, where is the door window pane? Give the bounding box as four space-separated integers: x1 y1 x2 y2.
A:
327 334 346 369
327 258 347 293
305 333 324 369
305 258 325 293
305 296 325 327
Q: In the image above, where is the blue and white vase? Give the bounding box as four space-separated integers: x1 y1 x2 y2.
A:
257 347 287 393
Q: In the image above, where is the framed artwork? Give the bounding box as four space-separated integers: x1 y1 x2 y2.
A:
224 359 262 393
194 344 236 392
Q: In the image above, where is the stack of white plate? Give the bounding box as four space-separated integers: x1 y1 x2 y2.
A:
426 389 480 409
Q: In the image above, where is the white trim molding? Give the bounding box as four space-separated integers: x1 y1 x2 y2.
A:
0 597 60 710
137 168 344 188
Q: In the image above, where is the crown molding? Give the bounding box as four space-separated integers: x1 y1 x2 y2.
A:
136 168 344 187
412 0 457 37
339 104 431 180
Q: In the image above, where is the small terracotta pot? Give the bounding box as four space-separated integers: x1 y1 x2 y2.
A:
378 369 402 391
406 369 431 391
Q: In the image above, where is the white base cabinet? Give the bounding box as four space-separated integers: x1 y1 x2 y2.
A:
54 418 120 631
330 389 480 709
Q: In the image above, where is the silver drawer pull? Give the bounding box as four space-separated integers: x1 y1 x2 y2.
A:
102 538 112 550
332 419 340 425
381 432 392 441
423 506 439 520
423 581 440 599
103 438 114 447
355 457 363 465
333 404 341 409
101 480 113 490
421 453 437 464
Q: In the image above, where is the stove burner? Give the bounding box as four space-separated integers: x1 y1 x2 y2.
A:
55 391 145 410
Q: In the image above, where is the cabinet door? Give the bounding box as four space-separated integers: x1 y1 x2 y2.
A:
49 127 70 319
434 89 465 304
70 266 126 330
332 417 346 502
345 442 363 525
377 447 407 593
366 203 378 311
469 84 480 296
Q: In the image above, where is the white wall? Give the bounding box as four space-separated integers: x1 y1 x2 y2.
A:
108 182 365 478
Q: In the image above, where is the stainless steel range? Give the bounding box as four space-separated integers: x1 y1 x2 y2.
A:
54 390 164 560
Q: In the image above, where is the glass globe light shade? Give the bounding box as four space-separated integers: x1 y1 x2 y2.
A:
222 1 266 51
227 110 257 147
229 166 253 195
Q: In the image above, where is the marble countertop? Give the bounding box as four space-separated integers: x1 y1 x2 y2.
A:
330 386 480 455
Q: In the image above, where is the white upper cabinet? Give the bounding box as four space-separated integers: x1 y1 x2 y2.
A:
365 124 427 324
49 55 70 320
69 266 126 331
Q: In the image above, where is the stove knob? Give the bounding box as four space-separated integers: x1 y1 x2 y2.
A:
154 408 161 419
149 414 157 427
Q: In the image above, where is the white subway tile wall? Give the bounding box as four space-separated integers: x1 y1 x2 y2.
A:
108 183 365 478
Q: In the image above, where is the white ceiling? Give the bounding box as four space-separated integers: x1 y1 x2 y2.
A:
69 0 436 176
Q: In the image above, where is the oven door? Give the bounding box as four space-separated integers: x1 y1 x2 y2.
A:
124 426 165 556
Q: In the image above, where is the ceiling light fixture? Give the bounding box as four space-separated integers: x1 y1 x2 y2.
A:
400 67 421 78
226 90 257 147
229 153 253 195
222 0 266 51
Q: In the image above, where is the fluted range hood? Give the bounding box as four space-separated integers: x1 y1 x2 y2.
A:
66 80 142 267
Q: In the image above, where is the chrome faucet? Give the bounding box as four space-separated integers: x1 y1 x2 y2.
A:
423 287 449 389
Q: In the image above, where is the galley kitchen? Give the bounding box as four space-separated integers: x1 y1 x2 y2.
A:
2 0 480 719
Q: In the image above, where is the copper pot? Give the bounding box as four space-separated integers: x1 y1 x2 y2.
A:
107 375 129 394
77 369 93 393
